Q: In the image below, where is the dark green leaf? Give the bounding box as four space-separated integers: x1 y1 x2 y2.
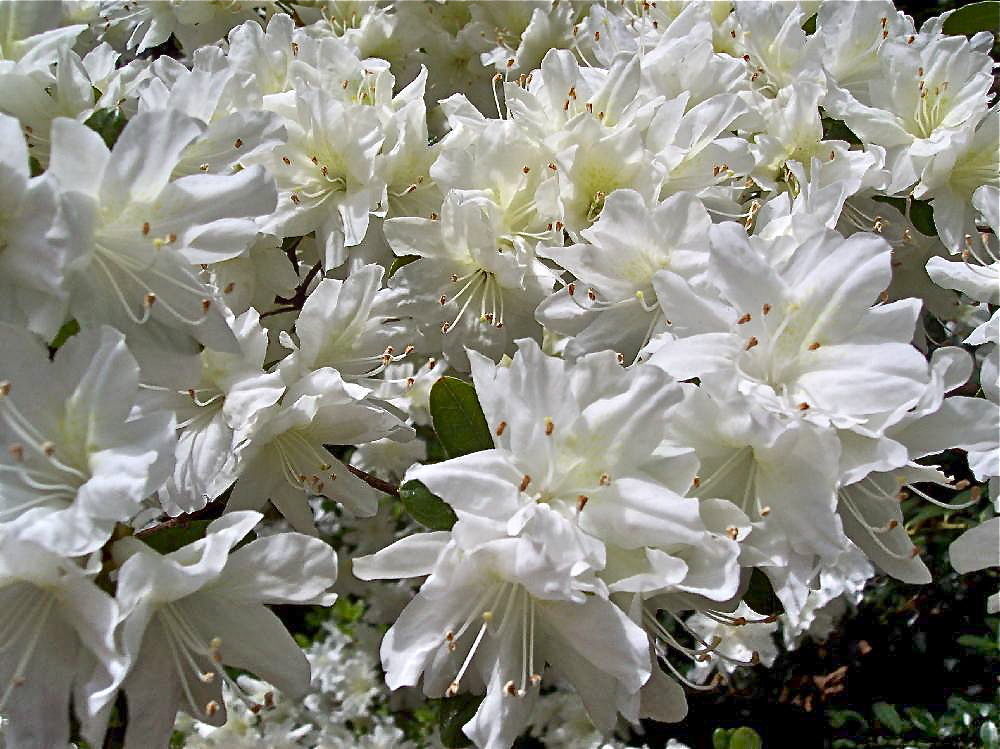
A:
430 376 494 459
802 13 817 33
958 634 999 652
139 520 213 555
438 693 482 748
399 479 458 531
84 108 127 149
28 155 43 177
821 116 862 146
389 254 420 278
906 707 939 736
873 702 908 735
942 2 999 36
743 568 785 616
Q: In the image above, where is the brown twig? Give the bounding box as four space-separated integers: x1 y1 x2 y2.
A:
345 464 400 497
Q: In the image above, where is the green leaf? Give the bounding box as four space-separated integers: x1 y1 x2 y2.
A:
388 254 419 278
906 707 938 736
713 727 733 749
430 377 494 459
139 520 213 555
802 13 817 33
873 702 908 735
438 693 482 748
730 727 764 749
942 2 999 36
743 568 785 616
399 479 458 531
958 634 1000 652
48 319 80 352
28 155 43 177
83 108 127 149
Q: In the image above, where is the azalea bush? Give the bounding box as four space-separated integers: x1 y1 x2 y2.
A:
0 1 997 748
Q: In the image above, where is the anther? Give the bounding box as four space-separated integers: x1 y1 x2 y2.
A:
223 282 236 294
206 701 220 717
519 474 531 492
201 299 212 313
745 337 759 350
798 402 810 410
737 313 751 324
548 162 557 171
599 472 610 486
41 441 56 456
496 420 507 436
504 680 518 695
142 222 150 236
544 417 554 436
692 476 701 489
144 292 157 307
199 671 215 683
726 526 739 540
9 444 23 461
762 303 771 315
233 138 242 149
522 166 530 174
577 495 589 511
759 506 771 516
587 288 597 301
567 282 576 296
808 341 821 350
439 294 447 305
0 381 10 396
199 163 209 171
290 193 301 205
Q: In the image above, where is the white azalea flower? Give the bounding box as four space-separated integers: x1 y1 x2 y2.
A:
43 110 277 365
113 511 338 749
0 530 125 749
0 324 174 555
355 524 650 749
686 602 778 683
226 367 411 531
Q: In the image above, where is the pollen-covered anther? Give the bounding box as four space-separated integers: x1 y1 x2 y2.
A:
726 526 739 540
750 651 761 665
798 402 810 411
8 443 24 462
441 321 451 334
233 138 243 149
290 193 301 205
144 292 157 307
522 165 530 174
759 505 771 517
529 673 542 686
495 420 507 436
199 163 209 172
691 476 701 489
808 341 821 350
544 417 554 435
199 671 215 683
41 441 56 457
223 282 236 294
142 221 150 236
587 288 597 301
547 162 557 171
201 299 212 313
567 282 576 296
206 700 220 717
519 474 531 492
209 636 223 662
762 303 771 315
577 494 589 511
599 472 610 486
737 313 751 324
745 336 759 350
616 352 625 365
0 381 10 397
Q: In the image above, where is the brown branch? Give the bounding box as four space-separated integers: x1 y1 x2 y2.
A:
345 464 400 497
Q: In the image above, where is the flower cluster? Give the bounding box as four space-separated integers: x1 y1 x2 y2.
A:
0 1 997 748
